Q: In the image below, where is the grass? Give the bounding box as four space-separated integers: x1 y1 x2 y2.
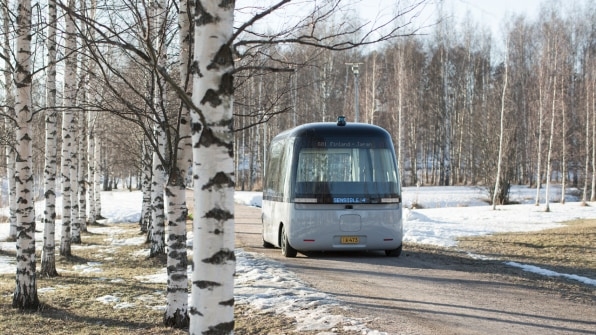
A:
0 219 595 334
0 224 187 335
457 219 596 279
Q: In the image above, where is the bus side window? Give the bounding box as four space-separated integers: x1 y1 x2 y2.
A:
265 140 284 200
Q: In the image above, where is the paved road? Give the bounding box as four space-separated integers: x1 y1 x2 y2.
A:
235 204 596 335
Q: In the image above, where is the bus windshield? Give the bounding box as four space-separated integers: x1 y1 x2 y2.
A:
293 142 400 204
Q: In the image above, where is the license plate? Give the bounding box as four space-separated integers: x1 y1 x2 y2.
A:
340 236 359 244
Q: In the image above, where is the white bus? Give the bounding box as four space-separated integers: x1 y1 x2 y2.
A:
262 117 403 257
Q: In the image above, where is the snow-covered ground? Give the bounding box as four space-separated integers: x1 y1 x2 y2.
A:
1 185 595 334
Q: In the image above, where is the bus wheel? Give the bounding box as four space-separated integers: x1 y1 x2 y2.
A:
385 245 402 257
281 226 297 258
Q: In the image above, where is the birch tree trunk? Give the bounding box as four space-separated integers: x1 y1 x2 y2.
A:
493 49 508 209
582 78 590 204
163 0 193 327
41 0 59 277
149 125 166 257
535 81 544 205
591 86 596 201
94 136 102 217
87 114 97 225
559 82 566 205
544 73 557 213
140 136 152 233
85 0 97 226
190 1 236 333
60 0 77 256
78 112 88 232
70 112 81 243
148 0 167 258
2 1 17 241
12 0 39 309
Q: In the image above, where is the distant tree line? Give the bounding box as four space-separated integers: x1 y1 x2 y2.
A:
234 0 596 205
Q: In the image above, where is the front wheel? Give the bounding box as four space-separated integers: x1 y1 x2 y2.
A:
280 226 297 258
385 245 402 257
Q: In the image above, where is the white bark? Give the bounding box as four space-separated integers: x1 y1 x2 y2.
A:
545 73 557 212
41 0 59 277
13 0 39 309
94 136 102 217
148 0 168 258
582 70 590 205
190 1 236 333
71 113 81 243
140 137 152 233
87 113 97 224
163 0 193 327
493 46 508 210
60 0 77 256
2 1 17 241
149 126 166 257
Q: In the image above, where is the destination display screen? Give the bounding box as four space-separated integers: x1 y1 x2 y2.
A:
302 137 389 149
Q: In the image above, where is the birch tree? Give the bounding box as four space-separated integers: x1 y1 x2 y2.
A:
70 111 81 243
493 42 508 209
190 1 236 333
40 0 59 277
2 0 17 242
163 0 193 327
148 0 168 258
140 136 152 233
12 0 39 309
60 0 78 256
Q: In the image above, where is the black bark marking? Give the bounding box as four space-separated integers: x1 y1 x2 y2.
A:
204 207 233 223
221 72 233 96
191 121 203 134
195 2 215 26
198 126 232 150
200 89 221 108
202 171 234 191
219 298 234 307
189 306 203 316
219 0 235 10
190 60 201 77
204 321 234 335
194 280 221 290
207 44 233 71
202 249 235 265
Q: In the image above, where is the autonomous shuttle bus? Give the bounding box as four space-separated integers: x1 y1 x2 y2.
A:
262 117 403 257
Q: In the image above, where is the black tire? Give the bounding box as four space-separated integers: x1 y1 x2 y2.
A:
280 226 297 258
385 245 402 257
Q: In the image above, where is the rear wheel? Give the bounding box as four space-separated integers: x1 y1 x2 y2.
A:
385 245 402 257
280 226 297 258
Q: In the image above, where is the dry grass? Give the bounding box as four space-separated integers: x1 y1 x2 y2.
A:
1 218 595 334
457 219 596 280
0 224 189 335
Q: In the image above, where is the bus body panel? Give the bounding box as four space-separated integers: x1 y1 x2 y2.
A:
262 120 403 255
287 204 402 251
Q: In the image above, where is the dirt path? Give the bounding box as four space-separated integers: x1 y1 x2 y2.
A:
234 204 596 335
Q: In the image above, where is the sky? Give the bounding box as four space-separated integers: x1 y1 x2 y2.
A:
1 185 595 333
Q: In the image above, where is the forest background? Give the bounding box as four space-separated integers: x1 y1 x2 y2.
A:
3 0 596 204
